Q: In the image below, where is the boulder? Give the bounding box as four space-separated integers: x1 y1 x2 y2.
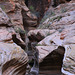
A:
0 42 28 75
28 29 56 42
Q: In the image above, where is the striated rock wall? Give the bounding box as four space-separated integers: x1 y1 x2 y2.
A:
0 42 28 75
0 0 36 74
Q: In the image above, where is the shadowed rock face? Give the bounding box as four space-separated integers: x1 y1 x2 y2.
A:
28 29 56 42
39 46 65 75
28 0 51 20
25 0 28 7
27 0 71 21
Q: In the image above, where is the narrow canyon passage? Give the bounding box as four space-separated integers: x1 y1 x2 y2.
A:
0 0 74 75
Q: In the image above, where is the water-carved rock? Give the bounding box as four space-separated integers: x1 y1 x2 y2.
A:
0 42 28 75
